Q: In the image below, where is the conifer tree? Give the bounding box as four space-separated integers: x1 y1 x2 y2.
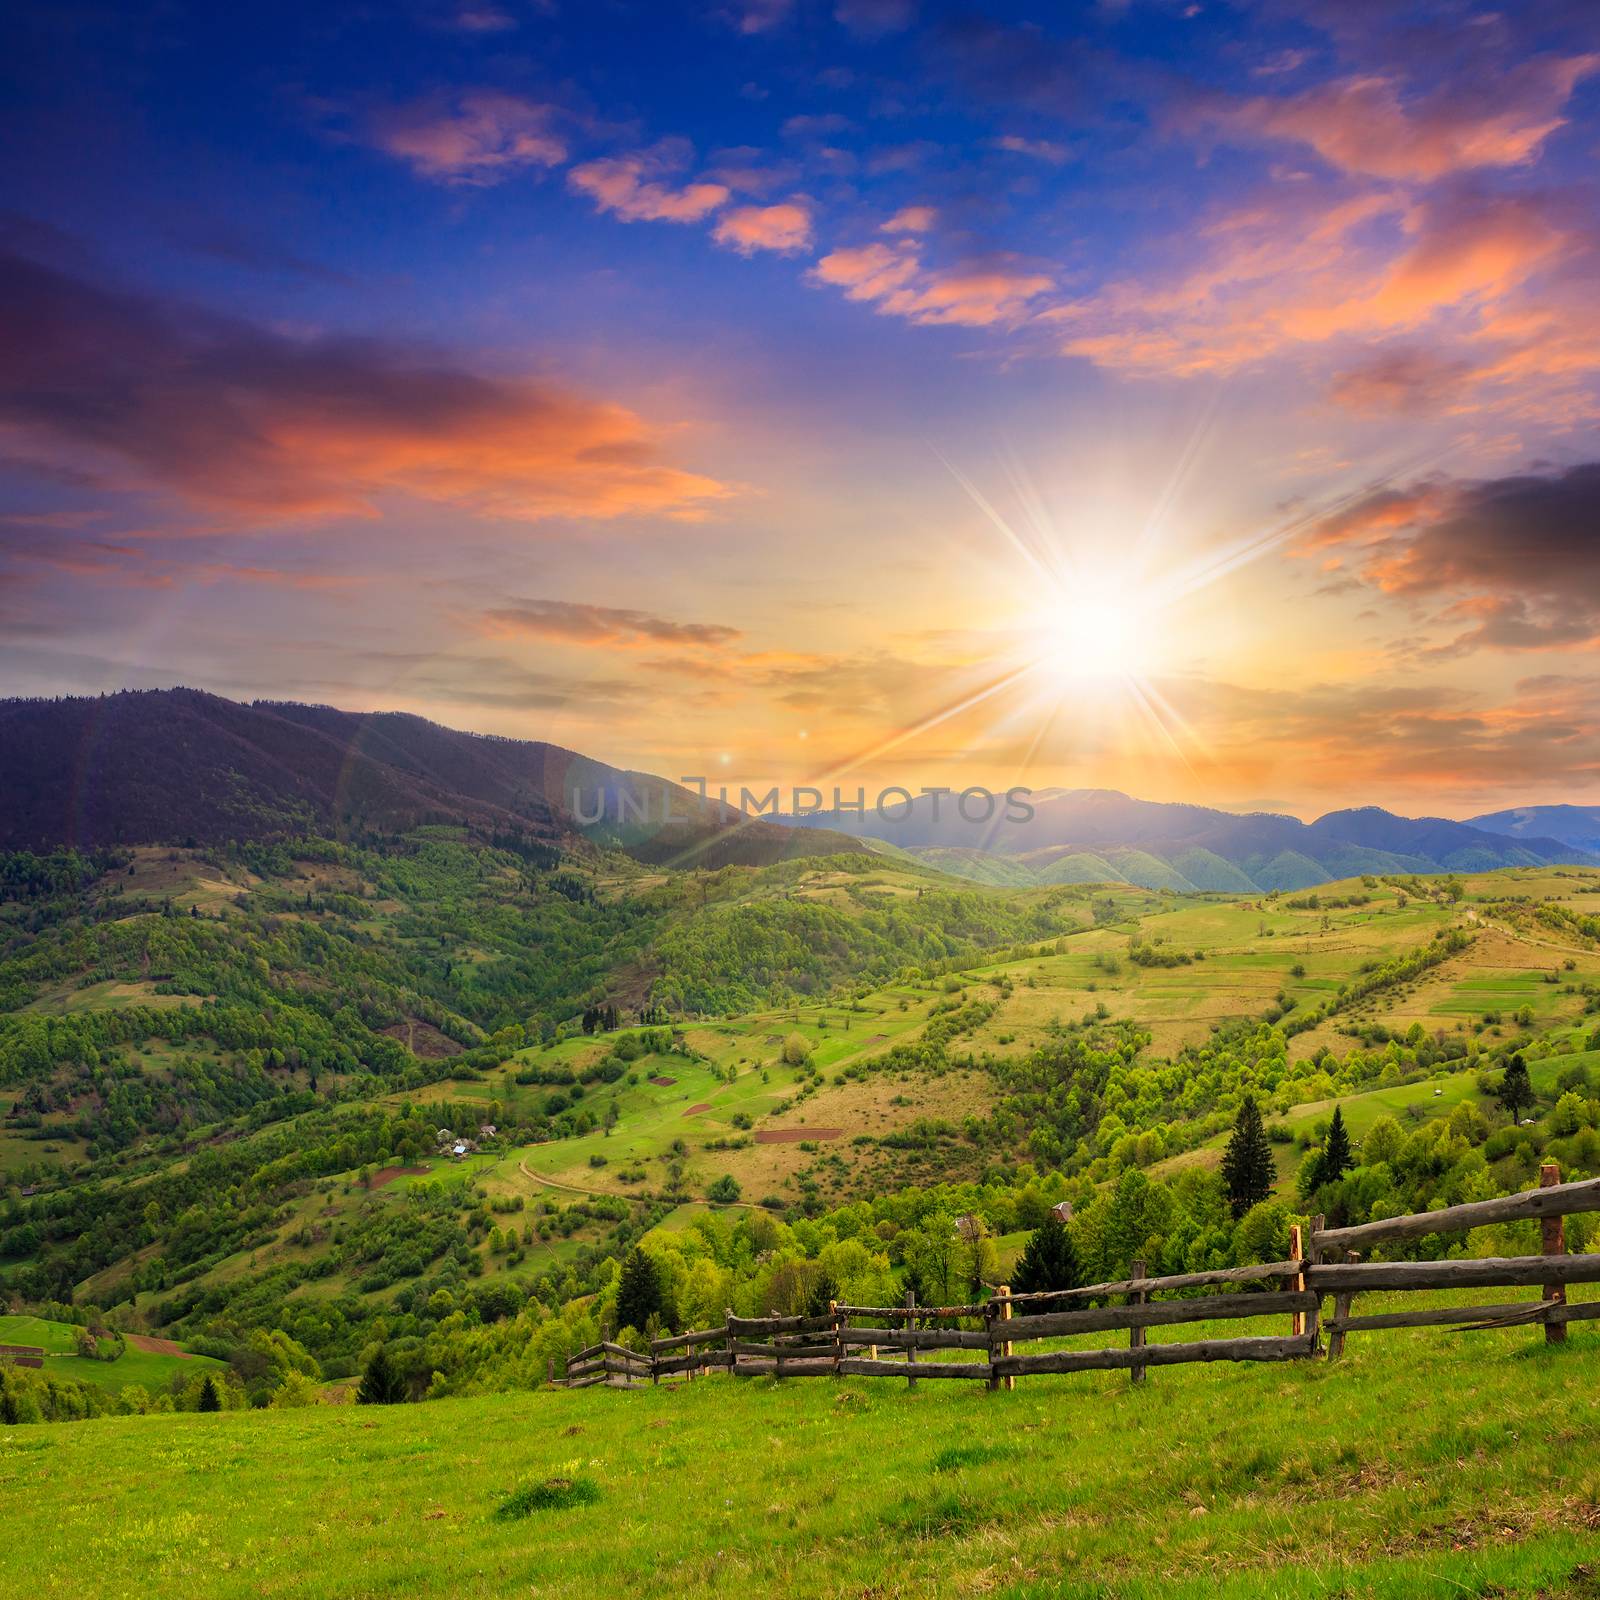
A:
1497 1053 1534 1123
1011 1213 1079 1309
615 1247 663 1336
197 1375 221 1412
1221 1094 1274 1219
1320 1105 1353 1184
357 1343 406 1406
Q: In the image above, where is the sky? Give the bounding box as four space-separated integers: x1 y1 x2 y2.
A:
2 0 1598 821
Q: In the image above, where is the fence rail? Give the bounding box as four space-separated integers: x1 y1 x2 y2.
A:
553 1162 1597 1392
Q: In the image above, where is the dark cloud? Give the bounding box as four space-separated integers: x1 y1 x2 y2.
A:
161 218 354 286
0 244 730 525
1307 461 1600 652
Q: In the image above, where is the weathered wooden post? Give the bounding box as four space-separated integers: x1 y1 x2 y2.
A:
1540 1162 1567 1345
905 1289 917 1392
1327 1251 1358 1361
999 1283 1014 1392
1305 1214 1324 1351
830 1299 842 1377
1289 1224 1304 1337
1129 1259 1147 1386
725 1307 736 1378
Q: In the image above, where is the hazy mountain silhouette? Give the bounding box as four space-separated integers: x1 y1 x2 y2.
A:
0 689 870 868
780 787 1592 891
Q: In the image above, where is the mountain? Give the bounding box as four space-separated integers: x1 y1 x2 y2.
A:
1471 805 1600 858
0 689 872 868
785 787 1592 891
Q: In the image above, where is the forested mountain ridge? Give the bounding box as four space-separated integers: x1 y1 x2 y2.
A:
782 788 1593 891
0 689 870 868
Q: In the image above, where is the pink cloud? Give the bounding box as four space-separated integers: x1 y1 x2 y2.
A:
989 134 1069 164
568 143 730 223
880 205 938 234
810 242 1051 327
1214 55 1598 181
712 201 814 256
369 91 566 185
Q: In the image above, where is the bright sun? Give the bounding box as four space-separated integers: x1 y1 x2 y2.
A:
1039 589 1149 682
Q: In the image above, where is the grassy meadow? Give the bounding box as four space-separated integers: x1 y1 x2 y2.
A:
6 1317 1600 1600
0 1314 222 1392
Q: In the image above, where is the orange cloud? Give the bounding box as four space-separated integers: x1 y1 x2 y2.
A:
368 91 566 184
1214 55 1598 181
810 242 1051 327
880 205 938 233
712 201 813 255
568 143 729 223
1050 183 1589 408
0 249 732 526
479 599 742 649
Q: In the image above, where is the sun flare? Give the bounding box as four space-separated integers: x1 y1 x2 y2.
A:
1036 589 1150 683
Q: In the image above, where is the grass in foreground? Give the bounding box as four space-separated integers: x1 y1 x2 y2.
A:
6 1320 1600 1599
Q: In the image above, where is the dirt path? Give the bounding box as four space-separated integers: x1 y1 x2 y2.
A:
125 1334 189 1359
516 1160 755 1211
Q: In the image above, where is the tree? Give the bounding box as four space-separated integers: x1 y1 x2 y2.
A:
1321 1105 1353 1183
707 1174 741 1204
197 1375 221 1413
782 1033 811 1068
1302 1104 1354 1199
1497 1054 1535 1124
357 1344 406 1406
1010 1213 1078 1308
1221 1095 1275 1219
615 1247 663 1336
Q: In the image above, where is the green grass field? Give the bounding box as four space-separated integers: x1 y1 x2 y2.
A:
6 1317 1600 1599
0 1315 222 1392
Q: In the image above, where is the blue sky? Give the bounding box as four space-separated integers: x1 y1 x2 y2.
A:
3 1 1599 815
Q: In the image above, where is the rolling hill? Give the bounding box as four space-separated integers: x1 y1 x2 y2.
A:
787 788 1593 891
0 690 871 869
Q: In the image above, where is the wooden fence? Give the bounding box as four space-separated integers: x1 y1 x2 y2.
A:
556 1164 1600 1392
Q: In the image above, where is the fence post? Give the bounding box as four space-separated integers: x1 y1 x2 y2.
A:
546 1357 554 1387
1540 1162 1567 1345
987 1285 1014 1392
999 1283 1014 1391
905 1290 917 1392
1327 1251 1358 1361
830 1299 842 1377
725 1307 736 1378
1289 1224 1304 1336
1129 1259 1147 1386
1306 1214 1323 1351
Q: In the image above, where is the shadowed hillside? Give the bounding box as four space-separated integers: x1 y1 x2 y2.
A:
0 690 870 869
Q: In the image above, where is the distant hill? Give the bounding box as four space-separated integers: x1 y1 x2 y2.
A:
0 690 872 868
1471 805 1600 858
784 787 1592 890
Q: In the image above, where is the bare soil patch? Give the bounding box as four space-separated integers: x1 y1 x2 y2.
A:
382 1019 464 1059
649 1075 677 1087
683 1103 712 1115
369 1164 431 1190
755 1127 842 1144
126 1334 189 1359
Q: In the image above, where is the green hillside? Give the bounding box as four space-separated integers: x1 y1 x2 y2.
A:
6 1322 1600 1600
